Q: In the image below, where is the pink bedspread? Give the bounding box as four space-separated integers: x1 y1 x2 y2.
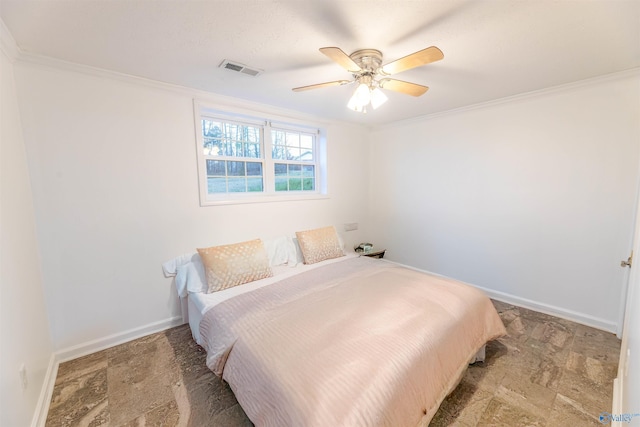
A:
199 257 505 427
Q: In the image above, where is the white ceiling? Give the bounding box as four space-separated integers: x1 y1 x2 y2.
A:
1 0 639 126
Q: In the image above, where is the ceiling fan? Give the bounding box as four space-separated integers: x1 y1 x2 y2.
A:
292 46 443 113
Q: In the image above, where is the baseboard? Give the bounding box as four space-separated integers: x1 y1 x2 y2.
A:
31 315 185 426
56 315 184 363
478 286 618 333
388 260 619 333
30 353 57 427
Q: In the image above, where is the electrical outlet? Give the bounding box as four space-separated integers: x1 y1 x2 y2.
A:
19 364 27 391
344 223 358 231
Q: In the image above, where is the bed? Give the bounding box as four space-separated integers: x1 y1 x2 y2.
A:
163 228 506 427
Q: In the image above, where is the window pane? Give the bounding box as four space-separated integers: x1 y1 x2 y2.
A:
287 147 301 160
300 134 313 149
274 163 287 176
272 146 286 160
205 121 262 159
272 130 286 146
204 137 221 156
222 123 237 156
286 132 300 146
202 120 223 155
205 159 264 195
289 178 302 191
218 141 230 156
247 178 263 192
275 177 288 191
300 148 314 161
288 164 301 176
206 160 226 176
208 177 227 194
272 162 314 193
223 123 239 141
303 178 315 191
247 127 260 143
245 143 261 158
228 177 246 192
228 161 245 176
235 142 244 157
247 162 262 176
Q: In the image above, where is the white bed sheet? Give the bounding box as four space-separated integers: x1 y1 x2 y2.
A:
188 253 358 345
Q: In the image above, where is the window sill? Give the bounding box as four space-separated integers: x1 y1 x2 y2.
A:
200 193 329 207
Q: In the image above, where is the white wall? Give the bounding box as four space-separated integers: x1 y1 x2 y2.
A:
12 60 371 353
0 33 54 427
368 72 640 331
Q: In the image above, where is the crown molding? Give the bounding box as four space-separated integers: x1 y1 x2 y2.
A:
0 18 19 61
373 67 640 131
12 48 359 130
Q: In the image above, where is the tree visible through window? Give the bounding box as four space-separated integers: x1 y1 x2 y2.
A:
202 119 264 193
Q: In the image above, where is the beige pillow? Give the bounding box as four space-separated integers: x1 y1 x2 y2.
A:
295 226 345 264
197 239 272 293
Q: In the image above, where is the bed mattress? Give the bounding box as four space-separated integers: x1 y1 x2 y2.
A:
191 256 505 426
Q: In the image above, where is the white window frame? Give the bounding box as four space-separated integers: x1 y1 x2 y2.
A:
194 100 328 206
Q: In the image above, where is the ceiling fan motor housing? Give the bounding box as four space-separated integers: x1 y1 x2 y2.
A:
349 49 383 86
350 49 382 72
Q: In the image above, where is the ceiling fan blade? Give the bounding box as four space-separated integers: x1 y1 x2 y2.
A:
381 46 443 75
379 79 429 97
319 47 362 72
292 80 352 92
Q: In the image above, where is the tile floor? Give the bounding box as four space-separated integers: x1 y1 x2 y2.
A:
45 300 621 426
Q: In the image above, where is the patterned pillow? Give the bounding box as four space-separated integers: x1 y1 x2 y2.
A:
295 226 345 264
197 239 273 293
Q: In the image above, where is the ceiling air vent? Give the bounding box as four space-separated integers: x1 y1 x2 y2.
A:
219 60 263 77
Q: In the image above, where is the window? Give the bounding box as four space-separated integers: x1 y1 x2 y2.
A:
201 119 264 194
195 102 326 205
272 128 316 192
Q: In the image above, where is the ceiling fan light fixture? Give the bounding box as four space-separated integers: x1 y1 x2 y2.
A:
347 83 372 112
347 92 364 112
370 87 388 110
354 83 371 105
347 83 387 113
